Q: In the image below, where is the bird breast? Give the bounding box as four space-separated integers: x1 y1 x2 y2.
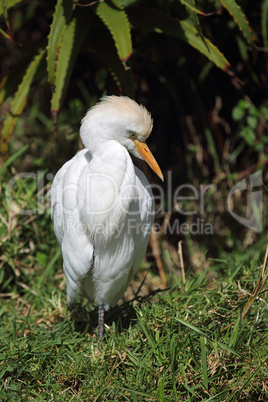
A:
76 140 138 244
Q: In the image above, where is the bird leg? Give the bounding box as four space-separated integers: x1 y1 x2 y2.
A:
97 304 105 340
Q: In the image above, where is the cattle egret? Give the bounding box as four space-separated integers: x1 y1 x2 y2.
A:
51 96 163 339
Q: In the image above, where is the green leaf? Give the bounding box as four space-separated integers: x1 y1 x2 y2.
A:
96 0 132 64
181 0 209 52
237 99 251 110
0 48 46 156
50 8 90 113
120 0 139 6
219 0 255 49
0 0 22 17
0 51 36 106
128 9 230 71
248 106 259 118
246 115 258 130
240 126 255 146
0 0 22 42
260 105 268 121
179 0 206 15
46 0 74 85
232 105 245 121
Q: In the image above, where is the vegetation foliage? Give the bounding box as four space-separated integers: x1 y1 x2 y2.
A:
0 0 268 400
0 0 261 154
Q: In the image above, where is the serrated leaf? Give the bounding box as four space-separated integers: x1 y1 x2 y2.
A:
179 0 206 15
0 0 22 17
128 9 230 71
0 0 23 43
50 8 90 113
180 0 209 52
0 51 35 105
96 0 132 63
219 0 255 49
47 0 74 85
0 48 46 156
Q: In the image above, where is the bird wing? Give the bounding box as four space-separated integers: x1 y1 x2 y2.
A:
51 149 90 245
51 149 95 303
125 165 154 285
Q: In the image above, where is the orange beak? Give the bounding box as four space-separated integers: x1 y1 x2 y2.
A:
132 139 164 181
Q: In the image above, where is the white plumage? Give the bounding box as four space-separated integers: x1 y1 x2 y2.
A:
51 96 163 339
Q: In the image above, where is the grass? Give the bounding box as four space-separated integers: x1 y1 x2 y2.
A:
0 153 268 401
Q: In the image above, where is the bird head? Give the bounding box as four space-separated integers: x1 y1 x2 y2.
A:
80 96 163 181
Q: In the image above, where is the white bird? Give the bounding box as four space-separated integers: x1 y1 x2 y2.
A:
51 96 163 339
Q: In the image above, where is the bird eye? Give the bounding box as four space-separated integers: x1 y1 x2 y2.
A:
130 132 136 139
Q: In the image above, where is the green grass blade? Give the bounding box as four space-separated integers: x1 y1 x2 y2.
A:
137 318 154 346
200 336 208 390
37 248 62 287
219 0 255 49
183 382 197 396
0 144 28 176
46 0 74 85
204 126 220 171
229 313 241 348
175 318 243 358
96 0 132 63
229 261 243 283
128 8 231 71
0 48 46 156
227 365 263 402
204 389 229 401
158 377 164 401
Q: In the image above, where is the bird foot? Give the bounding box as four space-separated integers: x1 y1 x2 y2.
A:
97 304 105 340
